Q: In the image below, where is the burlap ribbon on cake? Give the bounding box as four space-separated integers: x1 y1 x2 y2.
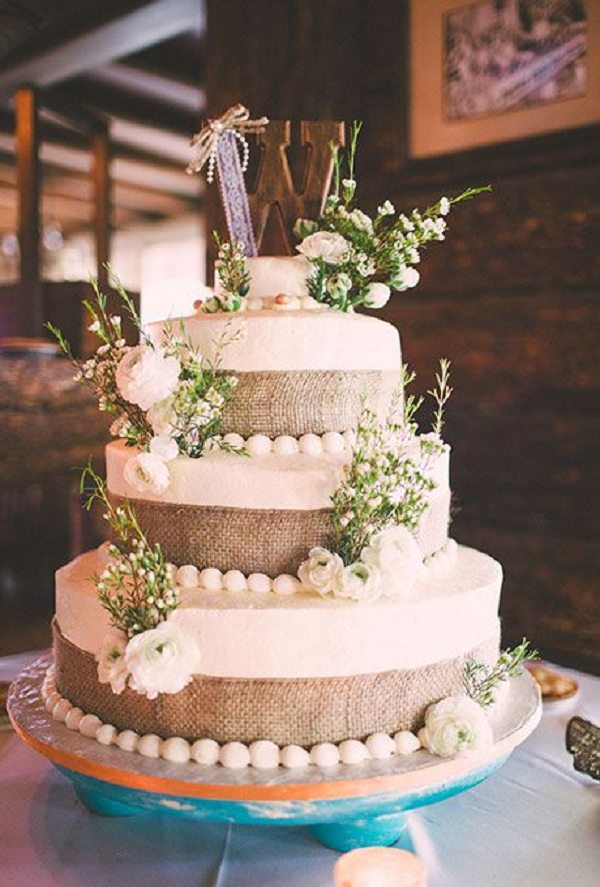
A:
109 495 332 574
219 369 397 437
54 621 500 747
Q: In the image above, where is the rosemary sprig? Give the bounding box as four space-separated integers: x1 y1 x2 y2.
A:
464 640 540 708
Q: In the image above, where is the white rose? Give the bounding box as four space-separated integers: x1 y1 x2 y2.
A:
298 547 344 596
421 695 493 758
96 628 129 695
297 231 349 265
334 561 382 602
149 435 179 462
123 452 170 494
125 621 201 700
364 282 391 309
115 344 180 411
360 525 422 598
147 397 176 435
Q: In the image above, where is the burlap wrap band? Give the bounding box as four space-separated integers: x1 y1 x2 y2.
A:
53 621 500 747
218 369 397 437
109 494 332 575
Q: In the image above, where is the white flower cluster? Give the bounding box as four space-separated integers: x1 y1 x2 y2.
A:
203 237 250 313
96 619 201 700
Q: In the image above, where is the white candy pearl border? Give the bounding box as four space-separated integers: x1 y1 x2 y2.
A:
207 429 354 457
41 665 422 770
199 295 328 314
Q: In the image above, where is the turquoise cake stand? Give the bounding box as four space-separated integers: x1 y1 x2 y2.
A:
8 655 541 851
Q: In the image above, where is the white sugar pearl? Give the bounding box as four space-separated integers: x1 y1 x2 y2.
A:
249 740 280 769
280 745 311 769
162 737 191 763
96 724 117 746
322 431 345 454
272 574 300 596
223 569 247 592
166 563 178 580
339 739 368 765
310 743 340 768
176 564 199 588
246 434 272 456
343 429 357 449
220 741 251 769
52 698 72 722
273 435 299 455
65 707 84 731
299 433 323 455
366 733 396 759
247 572 272 593
191 738 220 765
394 731 421 755
138 734 163 759
45 692 61 712
223 432 245 449
79 714 102 738
199 567 223 591
116 729 139 752
247 298 264 312
284 296 301 310
417 727 429 749
300 296 320 310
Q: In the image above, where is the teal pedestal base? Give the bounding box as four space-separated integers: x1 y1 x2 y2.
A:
309 812 410 851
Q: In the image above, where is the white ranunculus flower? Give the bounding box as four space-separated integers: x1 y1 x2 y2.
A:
364 282 391 309
421 695 493 758
334 561 382 602
149 435 179 462
123 452 171 494
147 396 176 435
296 231 349 265
96 628 129 695
395 265 420 290
125 621 201 700
360 525 422 597
298 547 344 596
115 344 180 411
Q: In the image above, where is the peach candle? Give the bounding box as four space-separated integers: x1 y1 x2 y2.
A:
334 847 427 887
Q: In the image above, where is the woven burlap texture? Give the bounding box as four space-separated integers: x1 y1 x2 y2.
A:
219 369 397 437
109 495 332 575
54 620 500 747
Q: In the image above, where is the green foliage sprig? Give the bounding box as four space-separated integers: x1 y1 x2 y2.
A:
464 640 540 708
80 463 179 637
203 233 250 313
428 358 453 437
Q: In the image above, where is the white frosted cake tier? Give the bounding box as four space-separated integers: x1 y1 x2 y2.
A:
56 543 500 680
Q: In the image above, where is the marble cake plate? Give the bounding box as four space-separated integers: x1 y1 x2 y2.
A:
8 654 542 851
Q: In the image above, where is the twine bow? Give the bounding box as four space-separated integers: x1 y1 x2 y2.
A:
187 103 269 181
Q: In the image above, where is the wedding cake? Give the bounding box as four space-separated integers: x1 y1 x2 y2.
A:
43 121 534 771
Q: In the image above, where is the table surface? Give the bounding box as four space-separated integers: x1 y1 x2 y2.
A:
1 652 598 887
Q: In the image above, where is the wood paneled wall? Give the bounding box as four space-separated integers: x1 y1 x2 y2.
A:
206 0 600 672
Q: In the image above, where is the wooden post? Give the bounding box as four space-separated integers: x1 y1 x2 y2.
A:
91 123 111 288
15 86 41 337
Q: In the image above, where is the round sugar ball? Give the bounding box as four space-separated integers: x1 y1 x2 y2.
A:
220 742 251 770
310 743 340 768
246 434 272 455
280 745 310 769
116 729 139 752
247 573 272 594
45 692 61 712
365 733 395 759
176 564 199 588
247 298 264 312
394 730 421 755
249 740 280 769
273 435 299 455
339 739 368 765
321 431 345 454
272 574 300 596
223 570 247 592
162 737 191 763
200 567 223 591
79 714 103 738
342 429 357 449
65 707 84 731
223 432 245 449
96 724 117 746
300 296 320 310
299 433 323 456
138 734 163 759
191 738 220 765
52 698 72 722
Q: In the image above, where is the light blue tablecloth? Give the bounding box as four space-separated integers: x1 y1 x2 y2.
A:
1 652 598 886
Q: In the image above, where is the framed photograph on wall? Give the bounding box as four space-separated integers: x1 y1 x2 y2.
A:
409 0 600 159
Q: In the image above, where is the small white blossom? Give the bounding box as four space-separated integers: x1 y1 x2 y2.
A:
439 197 450 215
377 200 395 216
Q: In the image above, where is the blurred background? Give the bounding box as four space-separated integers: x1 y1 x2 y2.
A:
0 0 598 672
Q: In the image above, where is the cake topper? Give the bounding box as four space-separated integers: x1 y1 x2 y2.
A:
187 104 269 257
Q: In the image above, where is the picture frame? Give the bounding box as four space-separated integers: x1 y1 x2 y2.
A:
409 0 600 160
